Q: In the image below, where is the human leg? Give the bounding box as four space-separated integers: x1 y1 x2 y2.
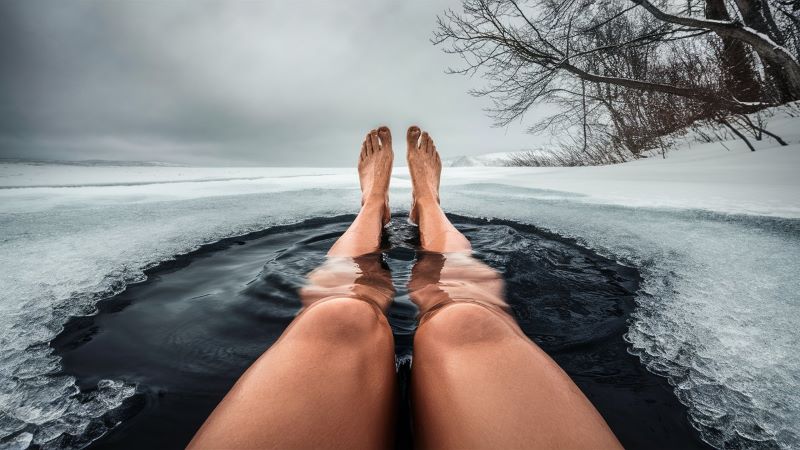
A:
406 126 621 449
189 128 398 449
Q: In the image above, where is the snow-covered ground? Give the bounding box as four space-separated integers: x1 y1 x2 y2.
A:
1 116 799 448
439 141 800 217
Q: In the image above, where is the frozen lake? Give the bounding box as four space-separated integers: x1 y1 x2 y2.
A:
51 215 707 449
1 152 799 448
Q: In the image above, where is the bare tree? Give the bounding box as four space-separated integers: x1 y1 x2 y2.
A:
434 0 797 164
434 0 772 119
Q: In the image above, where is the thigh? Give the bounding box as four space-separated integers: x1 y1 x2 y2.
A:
189 297 398 450
411 302 621 450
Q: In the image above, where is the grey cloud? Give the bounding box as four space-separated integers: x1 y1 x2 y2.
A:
0 0 547 166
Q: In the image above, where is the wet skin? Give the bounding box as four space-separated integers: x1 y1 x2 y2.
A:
188 126 622 450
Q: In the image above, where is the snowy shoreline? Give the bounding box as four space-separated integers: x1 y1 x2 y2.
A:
4 137 798 218
1 118 799 448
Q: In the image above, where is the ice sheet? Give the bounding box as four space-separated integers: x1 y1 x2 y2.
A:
1 127 799 448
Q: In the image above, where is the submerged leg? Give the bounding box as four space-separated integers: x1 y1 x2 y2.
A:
189 128 397 449
406 127 621 450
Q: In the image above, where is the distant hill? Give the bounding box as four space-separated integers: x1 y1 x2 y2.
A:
443 151 518 167
443 150 552 167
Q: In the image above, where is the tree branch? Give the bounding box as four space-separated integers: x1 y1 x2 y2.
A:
559 61 767 112
632 0 800 96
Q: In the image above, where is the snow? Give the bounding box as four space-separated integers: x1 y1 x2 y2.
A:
1 114 799 448
440 106 800 217
436 142 800 217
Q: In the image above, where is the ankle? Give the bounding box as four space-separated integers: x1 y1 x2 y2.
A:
414 192 439 206
411 194 438 221
362 194 388 208
413 195 442 219
361 196 389 224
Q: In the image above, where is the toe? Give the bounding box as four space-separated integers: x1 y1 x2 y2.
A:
420 132 430 152
360 142 367 161
377 126 392 148
369 130 380 152
365 133 374 155
407 126 421 148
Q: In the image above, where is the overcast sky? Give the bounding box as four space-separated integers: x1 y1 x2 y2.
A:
0 0 548 166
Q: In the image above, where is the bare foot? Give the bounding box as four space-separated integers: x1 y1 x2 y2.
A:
406 126 441 224
359 126 393 225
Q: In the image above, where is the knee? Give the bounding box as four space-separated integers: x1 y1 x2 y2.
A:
415 302 515 350
291 297 391 344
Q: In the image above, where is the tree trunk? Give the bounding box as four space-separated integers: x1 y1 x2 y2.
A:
734 0 785 44
705 0 762 101
634 0 800 101
733 0 793 102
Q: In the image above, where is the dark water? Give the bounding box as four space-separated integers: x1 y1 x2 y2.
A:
52 214 709 449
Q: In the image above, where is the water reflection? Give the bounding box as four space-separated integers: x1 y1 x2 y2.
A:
299 247 519 334
407 251 514 324
300 253 395 311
